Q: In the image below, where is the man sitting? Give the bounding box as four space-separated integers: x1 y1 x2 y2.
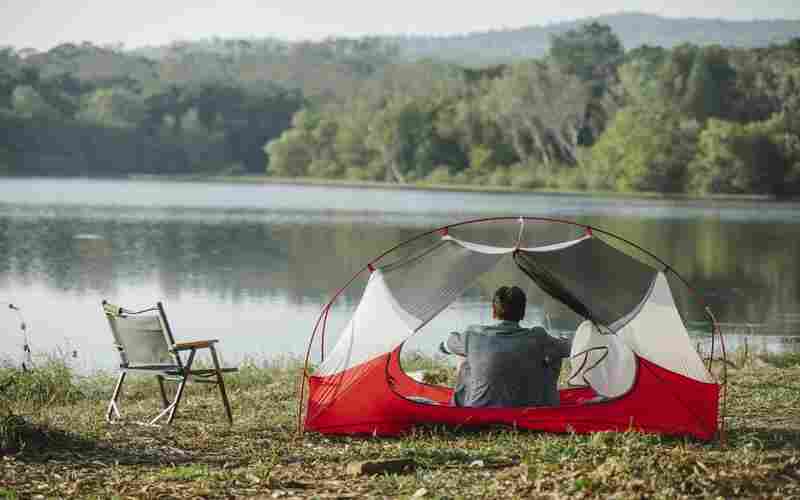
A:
439 286 572 408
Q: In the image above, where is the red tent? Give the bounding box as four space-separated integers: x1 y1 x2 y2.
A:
301 218 725 441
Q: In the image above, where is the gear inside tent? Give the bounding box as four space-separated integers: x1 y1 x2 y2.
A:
300 218 725 441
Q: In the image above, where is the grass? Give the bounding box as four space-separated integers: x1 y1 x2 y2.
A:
758 351 800 369
1 354 799 499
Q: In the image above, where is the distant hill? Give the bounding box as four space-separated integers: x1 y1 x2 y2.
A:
386 12 800 65
15 12 800 86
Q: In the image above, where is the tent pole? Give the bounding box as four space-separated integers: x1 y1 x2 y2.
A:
705 306 727 446
515 216 525 249
709 322 716 372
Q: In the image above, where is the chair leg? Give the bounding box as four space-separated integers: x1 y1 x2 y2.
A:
165 348 196 425
165 377 188 425
156 375 169 408
147 350 196 425
106 371 126 423
209 345 234 425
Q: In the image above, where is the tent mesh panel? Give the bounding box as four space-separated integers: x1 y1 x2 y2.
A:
514 237 658 330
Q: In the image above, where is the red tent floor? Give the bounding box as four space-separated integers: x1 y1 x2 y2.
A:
305 347 720 441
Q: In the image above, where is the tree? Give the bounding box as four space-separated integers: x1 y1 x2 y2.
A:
682 52 714 120
487 61 590 166
549 23 625 147
78 86 144 127
691 116 793 196
366 97 437 183
333 112 379 178
0 48 23 108
11 85 58 118
590 104 698 192
549 22 624 83
142 85 187 136
657 45 736 122
618 46 668 106
264 108 324 177
265 129 312 177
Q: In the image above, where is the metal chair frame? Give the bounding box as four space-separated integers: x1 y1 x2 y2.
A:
102 301 236 425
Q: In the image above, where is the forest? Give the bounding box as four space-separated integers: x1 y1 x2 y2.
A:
1 14 799 196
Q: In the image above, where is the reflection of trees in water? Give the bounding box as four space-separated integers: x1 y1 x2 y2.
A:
0 217 425 305
0 214 796 324
584 216 799 323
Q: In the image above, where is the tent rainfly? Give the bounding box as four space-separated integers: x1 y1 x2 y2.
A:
300 218 726 441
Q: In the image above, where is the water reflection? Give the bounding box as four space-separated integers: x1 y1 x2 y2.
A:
1 179 799 370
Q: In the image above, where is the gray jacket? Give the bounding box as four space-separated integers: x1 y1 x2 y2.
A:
444 320 571 408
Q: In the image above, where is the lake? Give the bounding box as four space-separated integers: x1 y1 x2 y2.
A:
1 177 799 372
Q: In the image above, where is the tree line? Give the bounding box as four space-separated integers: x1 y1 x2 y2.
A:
0 38 393 176
268 26 800 196
1 26 799 196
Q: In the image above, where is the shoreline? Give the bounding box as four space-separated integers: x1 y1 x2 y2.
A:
125 173 788 203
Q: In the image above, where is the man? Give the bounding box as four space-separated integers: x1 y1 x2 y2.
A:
439 286 571 408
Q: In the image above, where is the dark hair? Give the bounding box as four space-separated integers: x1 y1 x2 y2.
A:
492 286 526 322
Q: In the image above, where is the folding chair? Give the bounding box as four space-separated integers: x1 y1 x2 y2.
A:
102 300 237 425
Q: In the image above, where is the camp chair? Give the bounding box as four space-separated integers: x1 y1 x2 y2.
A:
102 300 236 425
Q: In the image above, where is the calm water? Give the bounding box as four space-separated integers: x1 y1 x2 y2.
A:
1 177 799 371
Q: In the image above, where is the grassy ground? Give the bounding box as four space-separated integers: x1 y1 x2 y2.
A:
1 353 799 499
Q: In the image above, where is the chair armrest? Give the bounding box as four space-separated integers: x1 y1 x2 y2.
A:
172 339 219 350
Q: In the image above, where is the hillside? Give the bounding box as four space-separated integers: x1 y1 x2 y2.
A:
15 12 799 85
388 12 800 64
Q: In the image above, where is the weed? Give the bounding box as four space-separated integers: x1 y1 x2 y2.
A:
0 357 89 407
0 413 28 454
759 351 800 368
0 488 19 500
0 412 51 454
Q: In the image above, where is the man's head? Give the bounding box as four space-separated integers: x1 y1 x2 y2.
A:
492 286 526 322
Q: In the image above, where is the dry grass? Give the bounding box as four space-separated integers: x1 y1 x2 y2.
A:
1 355 799 499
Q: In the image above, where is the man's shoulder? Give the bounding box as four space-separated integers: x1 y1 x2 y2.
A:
463 324 490 334
528 327 571 345
448 325 488 338
472 322 533 336
461 323 551 336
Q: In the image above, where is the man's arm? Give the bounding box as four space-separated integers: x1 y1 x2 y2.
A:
551 335 572 359
440 331 467 356
536 326 572 358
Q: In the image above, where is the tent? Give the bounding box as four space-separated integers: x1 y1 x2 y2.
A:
300 218 726 441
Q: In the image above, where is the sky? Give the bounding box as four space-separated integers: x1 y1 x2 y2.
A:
3 0 800 51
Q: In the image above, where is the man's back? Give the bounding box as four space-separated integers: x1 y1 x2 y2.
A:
448 321 571 408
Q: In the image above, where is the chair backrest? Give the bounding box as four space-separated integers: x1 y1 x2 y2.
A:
103 301 179 369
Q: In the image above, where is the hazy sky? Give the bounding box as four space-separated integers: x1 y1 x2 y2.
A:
3 0 800 51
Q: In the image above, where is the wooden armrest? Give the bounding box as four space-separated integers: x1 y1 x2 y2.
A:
172 339 219 350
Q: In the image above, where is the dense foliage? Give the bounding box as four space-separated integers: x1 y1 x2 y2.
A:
0 42 312 176
266 28 800 196
1 18 799 196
